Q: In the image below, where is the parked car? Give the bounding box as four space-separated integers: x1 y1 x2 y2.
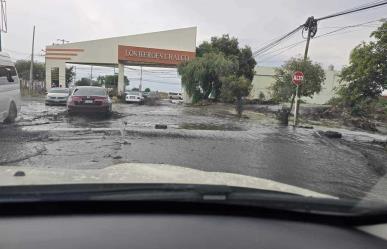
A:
142 91 150 98
45 88 70 106
168 92 183 100
125 91 144 104
67 86 112 115
0 52 20 123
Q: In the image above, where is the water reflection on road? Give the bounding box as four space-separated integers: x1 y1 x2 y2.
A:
1 97 386 201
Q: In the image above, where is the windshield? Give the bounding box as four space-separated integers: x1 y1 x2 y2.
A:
49 88 69 94
127 91 140 95
73 88 106 96
1 0 387 217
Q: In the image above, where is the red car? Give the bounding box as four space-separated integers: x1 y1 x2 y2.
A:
67 86 112 115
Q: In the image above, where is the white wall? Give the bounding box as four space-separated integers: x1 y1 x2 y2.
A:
250 66 342 105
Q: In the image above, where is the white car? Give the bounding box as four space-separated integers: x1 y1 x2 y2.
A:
125 91 144 104
168 92 183 100
45 88 70 106
0 52 20 123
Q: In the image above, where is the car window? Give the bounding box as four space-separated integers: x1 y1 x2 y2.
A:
49 88 69 94
73 88 107 96
0 66 16 77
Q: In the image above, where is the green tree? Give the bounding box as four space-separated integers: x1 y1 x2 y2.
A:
144 88 151 92
75 78 93 86
178 52 238 102
334 21 387 116
270 57 326 102
103 74 129 87
220 75 252 117
14 60 45 81
196 34 256 81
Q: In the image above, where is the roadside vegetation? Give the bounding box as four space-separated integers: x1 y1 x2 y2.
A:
15 60 75 87
270 57 326 103
178 34 256 116
329 21 387 123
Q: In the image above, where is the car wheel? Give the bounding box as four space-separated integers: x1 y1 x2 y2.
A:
4 102 17 124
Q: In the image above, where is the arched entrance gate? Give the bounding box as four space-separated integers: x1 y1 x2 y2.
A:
45 27 197 101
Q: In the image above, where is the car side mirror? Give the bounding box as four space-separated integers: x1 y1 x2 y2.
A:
6 71 14 82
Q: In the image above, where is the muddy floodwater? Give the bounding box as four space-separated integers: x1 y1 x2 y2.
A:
0 97 387 201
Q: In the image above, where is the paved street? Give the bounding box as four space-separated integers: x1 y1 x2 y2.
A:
1 97 387 200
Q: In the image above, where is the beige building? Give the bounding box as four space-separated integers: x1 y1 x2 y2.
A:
45 27 197 99
250 66 341 105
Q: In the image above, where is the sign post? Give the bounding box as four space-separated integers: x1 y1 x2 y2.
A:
292 71 304 126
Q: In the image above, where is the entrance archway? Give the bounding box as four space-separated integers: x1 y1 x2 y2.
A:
45 27 197 102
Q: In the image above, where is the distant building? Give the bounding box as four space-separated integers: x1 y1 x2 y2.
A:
250 66 342 105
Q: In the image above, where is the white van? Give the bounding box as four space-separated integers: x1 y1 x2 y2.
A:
0 52 20 123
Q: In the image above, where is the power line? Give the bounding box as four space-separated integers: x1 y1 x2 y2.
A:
257 42 305 63
253 1 387 58
257 18 387 64
125 66 178 75
316 0 387 21
127 78 180 86
253 25 303 57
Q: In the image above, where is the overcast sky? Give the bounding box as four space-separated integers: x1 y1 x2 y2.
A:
3 0 387 91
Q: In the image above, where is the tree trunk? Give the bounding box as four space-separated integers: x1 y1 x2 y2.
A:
235 97 243 117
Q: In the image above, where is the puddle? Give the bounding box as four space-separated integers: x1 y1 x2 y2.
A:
178 123 243 131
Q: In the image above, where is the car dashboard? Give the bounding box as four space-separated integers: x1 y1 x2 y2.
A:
0 201 386 249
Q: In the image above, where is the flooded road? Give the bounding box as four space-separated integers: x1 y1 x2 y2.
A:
1 97 386 201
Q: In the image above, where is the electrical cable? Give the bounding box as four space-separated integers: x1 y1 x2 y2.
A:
253 1 387 58
256 17 386 63
316 0 387 21
252 25 304 57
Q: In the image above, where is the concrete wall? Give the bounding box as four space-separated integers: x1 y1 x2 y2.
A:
304 69 341 104
249 67 276 100
250 66 342 105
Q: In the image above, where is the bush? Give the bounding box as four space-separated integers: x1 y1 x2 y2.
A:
192 89 205 104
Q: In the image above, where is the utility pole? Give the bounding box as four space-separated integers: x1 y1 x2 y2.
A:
0 0 7 52
139 66 143 92
29 25 36 93
90 65 93 81
73 66 76 85
294 16 317 126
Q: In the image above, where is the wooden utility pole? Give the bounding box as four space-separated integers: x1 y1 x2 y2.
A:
29 25 35 93
294 17 317 126
139 66 143 92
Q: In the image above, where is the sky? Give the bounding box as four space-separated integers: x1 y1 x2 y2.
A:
2 0 387 92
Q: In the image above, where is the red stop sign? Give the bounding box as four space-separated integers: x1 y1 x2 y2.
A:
292 71 304 86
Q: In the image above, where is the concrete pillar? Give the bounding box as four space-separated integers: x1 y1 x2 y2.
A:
45 64 51 90
117 63 125 96
59 65 66 87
